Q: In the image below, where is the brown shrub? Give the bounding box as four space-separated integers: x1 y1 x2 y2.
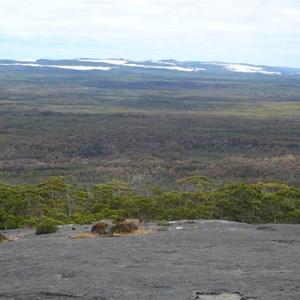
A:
91 220 140 236
0 233 9 243
91 222 109 235
113 221 139 234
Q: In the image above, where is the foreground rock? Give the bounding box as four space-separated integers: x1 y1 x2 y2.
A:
0 220 299 299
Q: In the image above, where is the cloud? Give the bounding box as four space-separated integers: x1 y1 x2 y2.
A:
0 0 300 67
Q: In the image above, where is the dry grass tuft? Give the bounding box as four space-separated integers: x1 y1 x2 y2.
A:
112 228 155 237
72 228 155 239
74 233 98 239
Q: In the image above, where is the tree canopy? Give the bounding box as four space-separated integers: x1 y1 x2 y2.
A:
0 176 299 230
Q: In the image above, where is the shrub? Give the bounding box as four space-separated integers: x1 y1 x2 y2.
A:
156 220 171 226
1 214 18 230
113 221 138 234
25 217 42 228
91 222 109 234
67 213 86 225
0 233 9 243
35 218 58 235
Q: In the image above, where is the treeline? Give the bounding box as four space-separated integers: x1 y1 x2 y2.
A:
0 176 299 230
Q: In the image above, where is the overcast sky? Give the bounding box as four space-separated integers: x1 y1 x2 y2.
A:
0 0 299 67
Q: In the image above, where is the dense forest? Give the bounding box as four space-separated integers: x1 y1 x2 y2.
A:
1 176 299 230
1 62 300 227
1 62 300 188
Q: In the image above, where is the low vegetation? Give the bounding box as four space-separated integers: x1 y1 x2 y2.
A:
112 221 139 234
35 218 58 235
0 233 9 242
0 176 299 230
91 220 139 236
156 221 171 226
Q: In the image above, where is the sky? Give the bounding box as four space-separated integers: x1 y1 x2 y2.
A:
0 0 300 67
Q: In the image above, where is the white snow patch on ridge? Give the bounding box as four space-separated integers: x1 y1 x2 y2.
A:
1 59 283 74
0 63 111 71
78 58 203 71
14 58 37 62
225 64 262 73
51 65 111 71
79 59 204 72
151 60 177 65
0 59 204 72
79 59 128 65
1 63 41 67
211 63 281 75
259 70 281 75
122 63 204 72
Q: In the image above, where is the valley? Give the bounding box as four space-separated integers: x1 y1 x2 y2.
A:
0 59 300 188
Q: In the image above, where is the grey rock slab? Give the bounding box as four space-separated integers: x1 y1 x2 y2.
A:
0 220 299 300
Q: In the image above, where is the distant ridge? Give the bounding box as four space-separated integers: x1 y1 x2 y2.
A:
1 58 300 75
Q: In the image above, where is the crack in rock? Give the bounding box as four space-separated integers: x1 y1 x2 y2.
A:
38 291 84 298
